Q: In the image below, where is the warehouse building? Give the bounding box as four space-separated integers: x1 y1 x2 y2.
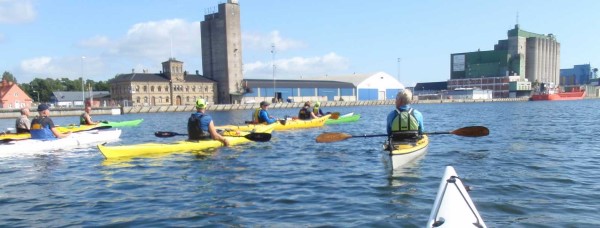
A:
242 72 404 103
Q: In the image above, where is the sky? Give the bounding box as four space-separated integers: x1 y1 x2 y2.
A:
1 0 599 87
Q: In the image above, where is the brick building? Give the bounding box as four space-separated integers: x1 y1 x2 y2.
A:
109 58 217 106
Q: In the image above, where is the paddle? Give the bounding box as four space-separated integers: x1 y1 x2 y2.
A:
315 126 489 143
329 112 340 120
154 131 272 142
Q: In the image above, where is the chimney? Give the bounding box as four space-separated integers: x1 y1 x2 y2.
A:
196 70 199 75
132 68 135 74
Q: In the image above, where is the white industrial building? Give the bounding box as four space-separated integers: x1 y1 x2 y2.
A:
242 72 405 103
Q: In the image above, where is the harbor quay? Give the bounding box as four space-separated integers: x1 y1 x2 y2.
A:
0 98 528 119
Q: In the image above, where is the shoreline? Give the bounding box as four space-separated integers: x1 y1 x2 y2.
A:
0 97 532 119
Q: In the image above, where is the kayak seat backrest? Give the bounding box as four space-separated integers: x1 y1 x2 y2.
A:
390 131 419 141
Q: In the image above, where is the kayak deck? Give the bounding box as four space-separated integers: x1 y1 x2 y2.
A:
98 124 275 159
427 166 486 227
325 113 360 125
384 135 429 169
218 114 331 131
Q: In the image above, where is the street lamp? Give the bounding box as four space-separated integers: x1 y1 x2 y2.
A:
271 44 276 103
33 90 40 103
81 56 86 107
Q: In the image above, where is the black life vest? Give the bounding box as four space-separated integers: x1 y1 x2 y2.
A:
298 106 311 120
187 114 211 140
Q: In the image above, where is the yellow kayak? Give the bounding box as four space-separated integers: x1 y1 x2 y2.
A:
385 135 429 169
218 114 331 131
97 124 275 159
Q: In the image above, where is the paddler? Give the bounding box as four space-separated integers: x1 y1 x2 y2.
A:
30 104 71 140
386 89 424 144
188 98 229 146
298 101 317 120
313 101 325 117
80 106 99 125
15 107 31 133
251 101 278 124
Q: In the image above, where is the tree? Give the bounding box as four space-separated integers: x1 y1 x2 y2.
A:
2 71 17 83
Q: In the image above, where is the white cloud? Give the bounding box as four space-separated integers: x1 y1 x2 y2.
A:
110 19 202 61
0 0 36 24
244 52 349 79
78 36 111 48
243 30 306 52
20 56 104 79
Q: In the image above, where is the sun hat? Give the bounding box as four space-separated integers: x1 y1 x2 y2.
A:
195 98 207 109
314 101 321 107
37 104 50 111
260 101 270 106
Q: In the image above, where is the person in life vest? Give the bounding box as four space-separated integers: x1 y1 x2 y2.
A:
187 98 229 146
80 106 99 125
252 101 278 124
30 104 71 140
386 89 424 143
298 101 318 120
313 101 325 117
15 107 31 133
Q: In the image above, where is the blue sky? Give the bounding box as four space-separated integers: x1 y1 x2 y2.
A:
1 0 598 87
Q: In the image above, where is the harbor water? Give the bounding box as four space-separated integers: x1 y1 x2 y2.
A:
1 100 599 227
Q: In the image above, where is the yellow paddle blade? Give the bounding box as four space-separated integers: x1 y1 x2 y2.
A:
315 132 352 143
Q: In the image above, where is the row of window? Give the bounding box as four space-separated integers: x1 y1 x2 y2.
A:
112 84 213 94
133 96 213 104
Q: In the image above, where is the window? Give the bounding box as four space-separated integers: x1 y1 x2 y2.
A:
136 86 139 92
151 86 155 92
143 86 147 92
165 86 169 92
166 97 170 102
186 96 190 102
144 97 148 103
136 97 140 103
14 92 18 97
158 86 161 92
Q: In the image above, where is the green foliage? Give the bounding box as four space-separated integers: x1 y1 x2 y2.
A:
17 77 110 102
2 71 17 83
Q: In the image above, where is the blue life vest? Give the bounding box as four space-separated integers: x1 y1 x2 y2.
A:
30 117 56 140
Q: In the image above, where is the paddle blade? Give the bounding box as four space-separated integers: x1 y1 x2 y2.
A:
329 112 340 120
315 132 353 143
451 126 489 137
154 131 185 137
244 132 271 142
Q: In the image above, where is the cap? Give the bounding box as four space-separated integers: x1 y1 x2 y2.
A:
314 101 321 107
195 98 207 109
260 101 270 106
37 104 50 111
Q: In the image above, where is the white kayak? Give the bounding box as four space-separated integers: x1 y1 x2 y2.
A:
0 129 122 157
427 166 487 228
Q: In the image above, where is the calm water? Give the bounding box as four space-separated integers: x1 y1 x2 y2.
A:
1 100 599 227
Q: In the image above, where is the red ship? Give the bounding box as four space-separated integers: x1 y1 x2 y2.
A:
530 84 585 101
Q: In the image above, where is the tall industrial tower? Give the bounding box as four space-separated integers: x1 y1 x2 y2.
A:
201 0 244 104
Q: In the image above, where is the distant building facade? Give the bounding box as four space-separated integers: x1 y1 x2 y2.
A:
0 79 32 109
51 91 111 108
560 64 596 86
449 24 558 98
242 72 405 103
201 0 244 104
109 59 217 107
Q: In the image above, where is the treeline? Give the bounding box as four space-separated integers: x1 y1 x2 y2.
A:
2 71 110 102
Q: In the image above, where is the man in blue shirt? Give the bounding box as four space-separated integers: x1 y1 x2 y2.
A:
252 101 278 124
30 104 71 140
386 89 424 139
188 99 229 146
